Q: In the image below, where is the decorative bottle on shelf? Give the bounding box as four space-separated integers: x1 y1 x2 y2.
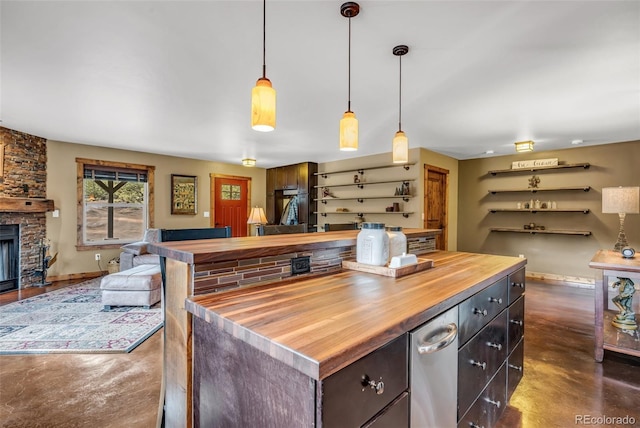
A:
357 222 389 266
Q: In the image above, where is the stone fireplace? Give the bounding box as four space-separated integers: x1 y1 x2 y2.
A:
0 127 53 290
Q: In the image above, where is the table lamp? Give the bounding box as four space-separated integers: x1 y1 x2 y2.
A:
602 186 639 252
247 206 268 236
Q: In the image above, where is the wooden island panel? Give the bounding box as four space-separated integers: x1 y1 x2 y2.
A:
149 228 440 265
186 251 525 380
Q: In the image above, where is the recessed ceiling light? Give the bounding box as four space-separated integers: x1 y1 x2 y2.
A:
571 139 583 145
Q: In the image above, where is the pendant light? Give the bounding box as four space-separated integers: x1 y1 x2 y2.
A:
339 2 360 151
392 45 409 164
251 0 276 132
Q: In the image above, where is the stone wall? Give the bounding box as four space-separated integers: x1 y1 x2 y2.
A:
0 127 48 287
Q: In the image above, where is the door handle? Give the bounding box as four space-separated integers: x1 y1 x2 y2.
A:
417 323 457 354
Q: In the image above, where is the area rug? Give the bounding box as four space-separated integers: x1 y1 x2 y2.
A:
0 277 163 354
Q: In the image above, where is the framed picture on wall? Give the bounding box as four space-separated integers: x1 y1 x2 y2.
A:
171 174 197 215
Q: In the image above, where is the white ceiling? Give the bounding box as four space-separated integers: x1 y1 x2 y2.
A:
1 1 639 168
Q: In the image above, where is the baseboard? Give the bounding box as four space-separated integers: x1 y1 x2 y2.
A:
47 270 106 283
526 271 595 289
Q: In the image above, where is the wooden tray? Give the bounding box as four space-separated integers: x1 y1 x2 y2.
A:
342 258 434 278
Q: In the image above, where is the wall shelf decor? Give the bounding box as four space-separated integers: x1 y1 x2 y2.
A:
486 160 593 237
490 228 591 236
488 162 590 176
488 186 590 194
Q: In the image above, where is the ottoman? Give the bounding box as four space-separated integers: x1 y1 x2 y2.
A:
100 264 162 310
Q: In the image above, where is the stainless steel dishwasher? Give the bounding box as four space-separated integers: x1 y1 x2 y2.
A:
410 306 458 427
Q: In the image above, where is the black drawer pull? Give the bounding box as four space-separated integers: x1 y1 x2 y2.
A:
485 398 501 408
511 282 525 288
361 375 385 395
488 297 502 304
473 308 488 316
510 319 524 326
509 363 523 372
486 341 502 351
470 359 486 370
470 424 485 428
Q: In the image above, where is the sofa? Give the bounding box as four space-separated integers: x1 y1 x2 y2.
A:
119 228 161 271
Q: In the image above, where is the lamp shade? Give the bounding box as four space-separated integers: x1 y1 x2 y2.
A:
251 77 276 132
514 140 534 152
247 206 268 224
602 187 640 214
392 131 408 164
339 111 358 151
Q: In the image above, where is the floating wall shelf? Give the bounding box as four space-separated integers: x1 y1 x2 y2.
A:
490 228 591 236
488 186 591 194
315 163 415 178
488 163 590 175
314 211 414 218
488 208 590 214
315 195 413 204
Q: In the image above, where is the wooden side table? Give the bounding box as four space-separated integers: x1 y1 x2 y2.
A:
589 250 640 362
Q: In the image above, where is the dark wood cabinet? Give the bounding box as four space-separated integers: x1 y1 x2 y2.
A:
275 165 298 190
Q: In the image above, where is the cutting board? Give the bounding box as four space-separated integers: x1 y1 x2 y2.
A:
342 257 434 278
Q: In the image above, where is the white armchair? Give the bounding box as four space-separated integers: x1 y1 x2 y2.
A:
119 229 161 271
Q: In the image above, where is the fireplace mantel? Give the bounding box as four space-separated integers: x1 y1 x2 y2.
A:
0 197 54 213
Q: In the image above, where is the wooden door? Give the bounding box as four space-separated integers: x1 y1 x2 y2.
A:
211 175 251 237
424 165 449 250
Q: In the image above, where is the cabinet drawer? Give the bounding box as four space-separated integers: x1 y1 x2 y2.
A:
458 309 507 418
322 334 408 428
458 363 507 428
458 277 508 346
507 339 524 401
362 391 409 428
508 295 525 354
508 267 526 304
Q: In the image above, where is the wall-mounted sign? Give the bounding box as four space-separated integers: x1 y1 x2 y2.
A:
511 158 558 170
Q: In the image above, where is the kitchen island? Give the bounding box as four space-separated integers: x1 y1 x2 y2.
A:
150 228 441 427
186 251 526 427
151 230 525 427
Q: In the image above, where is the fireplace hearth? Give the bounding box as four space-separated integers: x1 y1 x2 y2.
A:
0 224 19 293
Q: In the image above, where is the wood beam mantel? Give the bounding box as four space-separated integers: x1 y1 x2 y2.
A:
0 197 54 213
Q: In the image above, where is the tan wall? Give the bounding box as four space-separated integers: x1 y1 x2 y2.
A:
46 140 266 277
318 147 459 250
458 140 640 281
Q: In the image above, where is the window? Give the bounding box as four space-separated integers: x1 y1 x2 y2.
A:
76 158 155 250
221 184 241 200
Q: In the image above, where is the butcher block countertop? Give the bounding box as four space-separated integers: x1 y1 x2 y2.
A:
149 228 440 265
185 250 525 381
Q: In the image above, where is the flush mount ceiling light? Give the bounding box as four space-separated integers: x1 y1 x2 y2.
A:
242 158 256 167
339 2 360 151
515 140 534 152
251 0 276 132
392 45 409 164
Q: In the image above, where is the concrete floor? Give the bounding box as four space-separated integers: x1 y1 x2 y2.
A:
1 280 639 427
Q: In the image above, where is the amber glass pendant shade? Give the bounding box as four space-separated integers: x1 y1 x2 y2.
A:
340 111 358 151
251 77 276 132
392 131 409 163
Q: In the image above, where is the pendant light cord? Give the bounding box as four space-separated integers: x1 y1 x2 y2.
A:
347 16 352 112
262 0 267 78
398 54 402 132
